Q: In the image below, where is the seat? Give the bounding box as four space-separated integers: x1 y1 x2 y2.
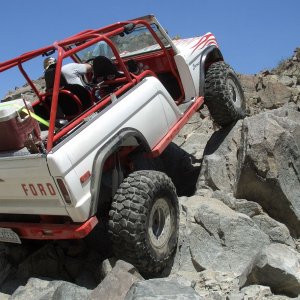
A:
92 56 126 100
92 56 124 82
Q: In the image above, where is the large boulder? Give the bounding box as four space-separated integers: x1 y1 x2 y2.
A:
246 243 300 297
198 104 300 237
197 120 244 193
236 105 300 236
171 196 270 286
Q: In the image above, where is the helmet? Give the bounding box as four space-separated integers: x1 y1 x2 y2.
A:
43 57 57 70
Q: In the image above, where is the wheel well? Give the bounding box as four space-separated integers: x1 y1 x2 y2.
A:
90 130 153 217
199 46 224 96
204 48 224 73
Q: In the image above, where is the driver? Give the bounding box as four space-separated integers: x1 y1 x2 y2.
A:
43 57 93 89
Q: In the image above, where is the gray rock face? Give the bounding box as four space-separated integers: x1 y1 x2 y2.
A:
236 105 300 236
173 196 270 286
246 243 300 297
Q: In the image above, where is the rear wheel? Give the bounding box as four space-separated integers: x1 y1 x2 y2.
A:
108 170 179 276
204 61 245 126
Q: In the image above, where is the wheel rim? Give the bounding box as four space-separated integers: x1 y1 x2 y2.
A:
227 77 242 109
148 198 172 249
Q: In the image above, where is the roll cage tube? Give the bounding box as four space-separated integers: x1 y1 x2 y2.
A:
18 63 43 101
47 45 65 151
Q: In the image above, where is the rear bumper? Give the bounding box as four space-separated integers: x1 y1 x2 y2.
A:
0 216 98 240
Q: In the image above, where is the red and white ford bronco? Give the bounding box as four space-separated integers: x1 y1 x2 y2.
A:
0 15 245 275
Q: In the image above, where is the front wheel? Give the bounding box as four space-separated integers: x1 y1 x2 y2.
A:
204 61 245 126
108 170 179 276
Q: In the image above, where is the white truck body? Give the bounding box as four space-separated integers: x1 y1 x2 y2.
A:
0 15 224 242
0 77 182 221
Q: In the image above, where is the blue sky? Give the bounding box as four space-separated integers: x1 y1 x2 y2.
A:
0 0 299 99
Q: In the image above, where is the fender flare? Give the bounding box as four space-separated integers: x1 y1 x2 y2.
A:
89 127 151 216
198 45 223 96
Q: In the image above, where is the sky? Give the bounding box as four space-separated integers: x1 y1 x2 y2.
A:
0 0 299 99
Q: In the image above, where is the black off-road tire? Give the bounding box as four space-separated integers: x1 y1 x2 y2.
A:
108 170 179 276
204 61 245 126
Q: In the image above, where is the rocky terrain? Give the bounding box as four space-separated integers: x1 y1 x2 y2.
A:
1 48 300 299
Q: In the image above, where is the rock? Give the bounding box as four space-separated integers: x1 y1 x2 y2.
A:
212 191 263 217
239 74 259 97
212 192 295 247
197 120 243 193
0 293 10 300
252 214 295 247
98 257 117 280
278 75 296 87
239 71 300 116
10 278 90 300
246 243 300 297
125 278 203 300
194 270 240 299
13 243 71 281
0 253 12 286
260 79 292 109
170 270 242 299
3 78 45 103
182 132 212 159
161 142 201 196
240 285 272 299
75 270 97 290
267 296 300 300
173 196 270 286
175 111 214 161
296 239 300 253
90 260 143 300
199 105 300 237
236 106 300 236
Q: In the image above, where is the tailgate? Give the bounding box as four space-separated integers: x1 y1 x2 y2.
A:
0 154 68 216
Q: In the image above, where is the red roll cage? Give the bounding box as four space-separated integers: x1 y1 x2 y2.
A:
0 15 184 152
